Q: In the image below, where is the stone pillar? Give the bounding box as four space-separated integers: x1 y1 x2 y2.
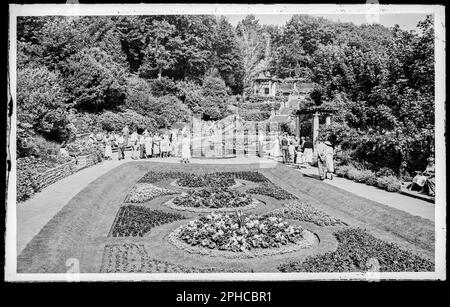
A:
235 117 245 157
214 124 223 157
224 121 233 157
192 114 202 157
325 115 331 126
247 123 257 157
295 115 301 138
257 122 266 157
312 112 320 149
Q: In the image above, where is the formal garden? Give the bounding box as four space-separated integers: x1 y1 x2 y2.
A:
15 14 437 275
17 162 435 273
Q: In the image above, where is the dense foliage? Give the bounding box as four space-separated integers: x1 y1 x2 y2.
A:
18 14 434 175
278 228 434 272
110 206 184 237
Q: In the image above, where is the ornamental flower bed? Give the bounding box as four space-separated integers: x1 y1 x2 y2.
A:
172 188 253 209
100 243 247 273
110 206 184 237
278 228 434 272
124 183 176 203
270 201 346 227
227 171 270 183
137 171 183 184
178 212 305 252
247 183 297 200
176 173 236 188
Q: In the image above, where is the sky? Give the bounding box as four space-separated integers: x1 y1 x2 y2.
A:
224 13 428 31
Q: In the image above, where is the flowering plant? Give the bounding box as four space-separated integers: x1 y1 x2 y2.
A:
173 187 252 209
125 183 176 203
179 212 304 252
270 201 346 226
177 173 236 188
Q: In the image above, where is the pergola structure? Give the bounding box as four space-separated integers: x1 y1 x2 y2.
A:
295 106 338 146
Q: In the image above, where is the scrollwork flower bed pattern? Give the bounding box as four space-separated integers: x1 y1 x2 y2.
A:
278 228 434 272
124 183 176 203
172 188 253 209
100 243 247 273
270 201 347 226
110 206 184 237
177 212 306 252
247 183 297 200
227 171 270 183
137 171 182 184
176 173 236 188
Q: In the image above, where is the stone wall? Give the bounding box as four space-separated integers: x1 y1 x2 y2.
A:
36 160 78 190
35 153 100 191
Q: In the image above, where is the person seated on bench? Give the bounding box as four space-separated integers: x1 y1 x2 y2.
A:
409 156 435 195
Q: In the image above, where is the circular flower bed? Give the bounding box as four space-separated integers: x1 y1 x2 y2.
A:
172 188 253 209
169 212 316 258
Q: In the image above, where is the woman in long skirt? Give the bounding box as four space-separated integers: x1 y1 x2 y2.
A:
181 134 191 163
104 133 113 160
144 133 153 158
153 134 161 158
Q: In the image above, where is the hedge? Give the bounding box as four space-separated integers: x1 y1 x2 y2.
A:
334 165 402 193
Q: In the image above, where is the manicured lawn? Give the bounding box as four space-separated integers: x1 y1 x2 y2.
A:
18 162 435 273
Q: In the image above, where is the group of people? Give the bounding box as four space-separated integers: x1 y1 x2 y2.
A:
88 125 192 163
275 133 334 181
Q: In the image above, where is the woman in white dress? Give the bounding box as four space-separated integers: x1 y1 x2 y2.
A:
144 133 153 158
103 132 113 160
181 134 191 163
271 133 281 158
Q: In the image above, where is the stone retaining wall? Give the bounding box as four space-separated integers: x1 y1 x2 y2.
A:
35 153 100 191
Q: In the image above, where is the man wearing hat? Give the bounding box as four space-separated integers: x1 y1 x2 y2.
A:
317 138 334 180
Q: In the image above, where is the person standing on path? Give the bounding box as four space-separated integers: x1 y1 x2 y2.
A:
144 132 153 158
316 140 327 180
116 133 125 160
153 133 161 158
280 133 289 164
302 137 313 168
139 132 146 159
181 133 191 163
130 129 139 160
317 139 334 180
324 140 335 179
103 132 113 160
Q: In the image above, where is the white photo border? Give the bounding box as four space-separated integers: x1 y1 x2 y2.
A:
6 3 446 282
